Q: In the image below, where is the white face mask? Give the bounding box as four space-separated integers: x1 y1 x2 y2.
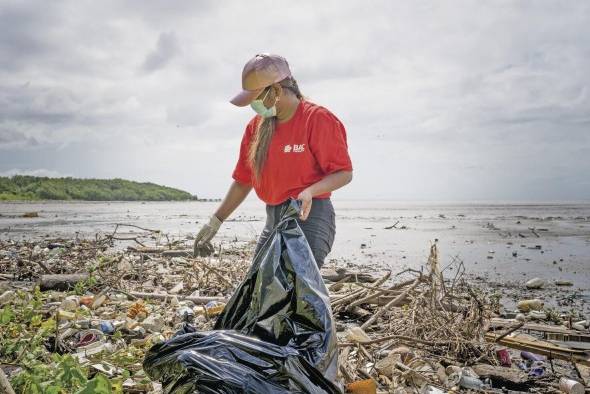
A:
250 87 277 118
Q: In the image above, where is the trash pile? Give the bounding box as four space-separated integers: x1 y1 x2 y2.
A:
0 225 252 393
333 243 495 391
331 244 589 393
1 219 589 393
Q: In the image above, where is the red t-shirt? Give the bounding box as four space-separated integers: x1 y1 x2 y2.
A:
232 100 353 205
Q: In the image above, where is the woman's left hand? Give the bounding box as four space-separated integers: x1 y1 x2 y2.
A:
296 189 313 220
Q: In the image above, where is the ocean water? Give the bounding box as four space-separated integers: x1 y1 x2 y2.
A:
1 199 589 288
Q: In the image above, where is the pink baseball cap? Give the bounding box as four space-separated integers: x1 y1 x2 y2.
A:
230 53 292 107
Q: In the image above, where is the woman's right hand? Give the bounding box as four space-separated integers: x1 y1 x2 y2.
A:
193 180 251 256
193 215 222 256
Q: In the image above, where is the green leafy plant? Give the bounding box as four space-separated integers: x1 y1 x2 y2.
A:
11 354 113 393
71 275 98 296
0 287 119 393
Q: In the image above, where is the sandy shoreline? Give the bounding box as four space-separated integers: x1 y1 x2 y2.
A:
1 202 590 392
1 200 589 288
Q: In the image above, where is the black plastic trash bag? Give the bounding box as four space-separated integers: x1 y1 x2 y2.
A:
143 199 340 393
143 330 339 393
214 199 338 378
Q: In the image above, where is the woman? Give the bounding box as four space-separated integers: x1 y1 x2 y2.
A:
194 53 353 268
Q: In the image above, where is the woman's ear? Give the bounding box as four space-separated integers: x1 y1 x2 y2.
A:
273 83 283 102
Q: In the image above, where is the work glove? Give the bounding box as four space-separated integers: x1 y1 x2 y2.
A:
193 215 222 257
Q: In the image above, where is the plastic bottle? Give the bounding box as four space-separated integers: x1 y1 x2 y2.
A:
99 321 115 335
559 377 584 394
521 351 545 362
204 301 226 317
459 374 484 390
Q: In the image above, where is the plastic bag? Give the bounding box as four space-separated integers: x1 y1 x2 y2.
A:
143 330 339 393
143 199 340 393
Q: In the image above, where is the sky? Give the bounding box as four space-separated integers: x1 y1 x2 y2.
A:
1 0 589 201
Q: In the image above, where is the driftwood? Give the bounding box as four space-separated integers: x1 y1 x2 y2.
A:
162 250 193 258
39 274 89 291
128 291 227 305
0 368 15 394
489 318 590 342
345 280 415 311
337 242 500 388
126 246 164 253
348 306 373 319
494 321 525 342
328 275 352 292
322 268 375 283
30 259 52 274
332 271 392 307
575 363 590 386
472 364 531 389
330 294 408 307
126 247 210 258
361 277 421 330
486 332 590 366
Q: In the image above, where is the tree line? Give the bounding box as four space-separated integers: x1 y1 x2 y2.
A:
0 176 198 201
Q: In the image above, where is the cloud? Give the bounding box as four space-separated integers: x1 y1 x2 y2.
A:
0 2 60 72
0 1 589 200
141 32 182 73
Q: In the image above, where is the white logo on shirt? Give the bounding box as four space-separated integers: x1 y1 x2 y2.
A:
284 144 305 153
293 144 305 153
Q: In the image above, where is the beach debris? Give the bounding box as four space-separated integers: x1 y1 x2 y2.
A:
525 277 546 289
572 320 588 331
559 377 585 394
322 267 375 283
99 321 115 335
127 300 148 320
168 281 183 294
472 363 529 388
141 315 164 333
60 295 79 311
203 300 226 317
528 310 548 320
495 348 512 366
521 351 545 362
0 368 15 394
91 293 107 309
458 373 486 390
0 290 16 305
346 379 377 393
517 298 544 312
1 225 588 393
556 279 574 286
79 295 94 307
383 221 407 230
176 306 194 323
39 273 90 291
421 385 446 394
345 326 371 343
